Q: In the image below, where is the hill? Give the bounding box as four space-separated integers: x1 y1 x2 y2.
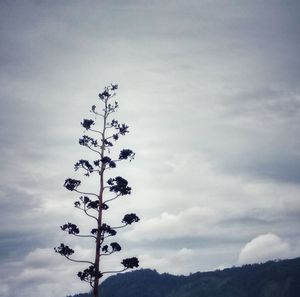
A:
69 257 300 297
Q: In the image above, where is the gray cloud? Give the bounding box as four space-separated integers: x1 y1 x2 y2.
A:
0 0 300 296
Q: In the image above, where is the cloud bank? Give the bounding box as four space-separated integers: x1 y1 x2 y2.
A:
0 1 300 296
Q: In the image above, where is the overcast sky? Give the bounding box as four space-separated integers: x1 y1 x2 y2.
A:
1 1 300 296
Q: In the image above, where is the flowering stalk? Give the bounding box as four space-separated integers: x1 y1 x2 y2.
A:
55 85 139 297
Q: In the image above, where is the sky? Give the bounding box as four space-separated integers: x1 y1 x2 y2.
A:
0 0 300 296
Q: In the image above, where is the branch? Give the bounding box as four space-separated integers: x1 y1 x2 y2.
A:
74 189 99 198
83 203 99 222
100 251 114 256
83 167 100 175
90 108 104 118
84 279 94 288
89 128 103 136
73 234 97 239
75 206 98 222
86 145 102 155
111 224 127 229
103 194 121 204
76 164 100 175
64 256 94 265
102 268 128 275
105 125 115 130
110 159 122 163
103 234 115 239
107 109 116 116
105 135 115 141
84 209 98 222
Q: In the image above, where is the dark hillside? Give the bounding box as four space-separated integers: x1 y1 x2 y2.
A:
69 257 300 297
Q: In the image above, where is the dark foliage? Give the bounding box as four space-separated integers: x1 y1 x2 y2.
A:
61 223 80 235
98 90 111 100
122 213 140 225
101 203 109 210
100 156 117 168
121 257 139 269
54 243 74 257
68 258 300 297
79 135 98 147
111 84 118 91
104 139 113 147
74 196 99 209
119 149 135 161
81 119 95 130
111 242 122 252
118 123 129 135
78 265 103 282
64 178 81 191
74 160 94 175
74 196 100 210
102 245 109 253
100 224 117 237
107 176 131 195
90 228 98 235
87 200 99 209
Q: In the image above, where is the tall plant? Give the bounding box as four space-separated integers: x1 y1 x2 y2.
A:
55 84 139 297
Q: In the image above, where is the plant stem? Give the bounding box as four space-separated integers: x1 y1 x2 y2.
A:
93 99 108 297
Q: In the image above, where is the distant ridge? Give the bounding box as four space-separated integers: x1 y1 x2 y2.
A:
68 257 300 297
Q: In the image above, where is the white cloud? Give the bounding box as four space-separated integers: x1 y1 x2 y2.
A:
238 233 291 265
124 207 217 241
139 248 195 275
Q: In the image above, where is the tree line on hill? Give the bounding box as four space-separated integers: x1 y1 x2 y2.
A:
68 257 300 297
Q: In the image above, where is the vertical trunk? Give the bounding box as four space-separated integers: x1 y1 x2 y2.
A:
93 168 104 297
93 101 108 297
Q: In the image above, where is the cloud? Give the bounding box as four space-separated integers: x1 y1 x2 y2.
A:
238 233 294 265
137 245 241 275
139 248 195 275
123 207 218 241
0 247 95 297
0 1 300 296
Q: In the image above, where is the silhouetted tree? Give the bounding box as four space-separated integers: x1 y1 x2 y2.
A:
55 85 140 297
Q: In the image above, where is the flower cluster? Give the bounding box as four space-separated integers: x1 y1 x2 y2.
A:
121 257 139 269
74 196 99 210
78 265 103 282
108 119 129 136
81 119 95 130
122 213 140 225
102 242 122 253
107 176 131 196
100 223 117 237
54 243 74 257
74 160 94 175
60 223 80 235
79 135 98 147
119 149 135 161
64 178 81 191
100 156 116 168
